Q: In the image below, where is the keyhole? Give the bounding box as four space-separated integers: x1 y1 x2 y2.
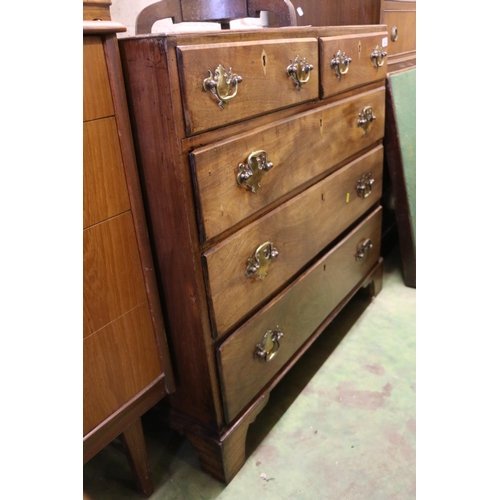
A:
262 54 267 67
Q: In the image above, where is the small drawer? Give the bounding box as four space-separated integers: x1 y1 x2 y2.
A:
381 6 416 56
218 206 382 423
319 32 388 99
203 145 384 338
177 38 319 136
191 86 385 241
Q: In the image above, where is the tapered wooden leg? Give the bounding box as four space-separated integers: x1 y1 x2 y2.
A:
120 418 155 497
174 393 270 484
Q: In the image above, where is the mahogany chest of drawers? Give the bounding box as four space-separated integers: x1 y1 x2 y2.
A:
119 24 388 483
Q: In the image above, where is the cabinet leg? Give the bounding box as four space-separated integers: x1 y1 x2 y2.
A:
120 418 155 497
181 393 270 484
362 258 384 298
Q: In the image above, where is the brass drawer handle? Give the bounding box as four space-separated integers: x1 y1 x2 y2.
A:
371 45 387 70
357 173 375 198
255 327 284 362
202 64 242 110
355 238 373 261
331 50 352 81
236 150 274 193
287 55 314 90
245 241 279 280
357 106 376 133
391 26 398 42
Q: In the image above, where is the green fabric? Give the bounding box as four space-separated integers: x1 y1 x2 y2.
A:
389 69 416 247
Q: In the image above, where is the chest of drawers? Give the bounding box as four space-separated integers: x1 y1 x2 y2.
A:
119 25 388 483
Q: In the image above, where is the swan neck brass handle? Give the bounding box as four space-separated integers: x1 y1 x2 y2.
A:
331 50 352 81
357 106 376 134
245 242 279 280
287 55 314 90
236 150 274 193
202 64 242 109
371 45 387 70
356 238 373 261
255 327 284 362
357 173 375 198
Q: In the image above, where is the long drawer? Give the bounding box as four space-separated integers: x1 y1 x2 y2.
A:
190 86 385 241
203 145 383 337
177 38 319 136
218 206 383 422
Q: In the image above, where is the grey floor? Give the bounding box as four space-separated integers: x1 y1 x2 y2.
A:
83 245 416 499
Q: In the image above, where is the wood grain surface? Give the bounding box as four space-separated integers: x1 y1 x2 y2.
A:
320 32 388 99
83 212 148 337
191 86 385 241
204 145 384 337
219 206 383 422
83 36 114 122
177 38 319 135
83 117 130 228
83 302 162 435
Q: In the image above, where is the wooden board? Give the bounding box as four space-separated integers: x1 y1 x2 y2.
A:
384 68 415 287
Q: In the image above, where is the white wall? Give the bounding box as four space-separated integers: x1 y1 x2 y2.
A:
109 0 270 37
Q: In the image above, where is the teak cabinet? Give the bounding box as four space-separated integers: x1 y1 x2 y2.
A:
83 3 175 495
120 24 388 483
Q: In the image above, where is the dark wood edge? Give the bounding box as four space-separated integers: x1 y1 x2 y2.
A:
384 76 415 287
83 375 166 463
103 35 176 393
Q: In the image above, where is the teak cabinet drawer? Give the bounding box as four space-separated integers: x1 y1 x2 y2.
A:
191 86 386 242
218 206 383 423
203 145 384 337
83 301 163 435
83 36 115 122
177 38 319 136
83 117 130 229
319 32 388 99
83 212 148 338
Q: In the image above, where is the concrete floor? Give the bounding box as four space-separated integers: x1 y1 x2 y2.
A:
83 246 416 499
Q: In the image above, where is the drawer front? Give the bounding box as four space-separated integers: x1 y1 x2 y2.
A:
83 211 148 338
83 117 131 229
382 7 416 56
83 301 163 435
191 86 385 241
83 36 115 122
177 38 319 136
219 206 383 422
320 32 388 99
203 145 383 337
